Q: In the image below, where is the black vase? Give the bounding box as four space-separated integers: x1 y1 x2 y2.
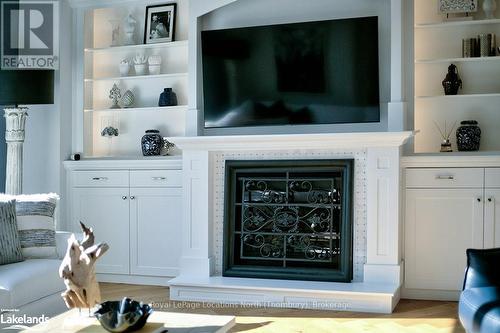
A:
442 64 462 95
158 88 178 107
456 120 481 151
141 130 162 156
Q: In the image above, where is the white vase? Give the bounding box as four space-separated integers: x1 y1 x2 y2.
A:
483 0 497 19
119 63 130 76
134 64 147 76
148 65 161 75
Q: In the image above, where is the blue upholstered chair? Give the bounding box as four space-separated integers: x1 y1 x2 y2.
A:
459 248 500 333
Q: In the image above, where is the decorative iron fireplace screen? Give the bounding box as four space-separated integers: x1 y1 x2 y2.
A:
223 160 353 282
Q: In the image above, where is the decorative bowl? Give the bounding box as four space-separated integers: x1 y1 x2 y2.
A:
94 297 153 333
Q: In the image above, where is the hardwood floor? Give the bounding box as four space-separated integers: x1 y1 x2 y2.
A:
100 283 464 333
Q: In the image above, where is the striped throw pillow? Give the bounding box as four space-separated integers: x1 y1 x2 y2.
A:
11 194 59 259
0 198 24 265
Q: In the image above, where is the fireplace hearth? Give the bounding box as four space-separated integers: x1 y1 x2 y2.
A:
223 160 353 282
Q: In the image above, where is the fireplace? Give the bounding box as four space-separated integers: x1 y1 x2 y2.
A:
223 160 353 282
169 131 412 313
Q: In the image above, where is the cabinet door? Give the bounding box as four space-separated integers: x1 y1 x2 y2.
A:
130 188 182 276
405 189 483 291
484 189 500 248
72 188 130 274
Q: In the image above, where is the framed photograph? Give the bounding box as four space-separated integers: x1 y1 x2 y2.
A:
438 0 477 14
144 3 176 44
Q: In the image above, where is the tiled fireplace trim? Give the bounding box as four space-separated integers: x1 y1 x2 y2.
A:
211 149 367 281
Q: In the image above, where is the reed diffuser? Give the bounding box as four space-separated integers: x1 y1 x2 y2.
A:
434 120 456 153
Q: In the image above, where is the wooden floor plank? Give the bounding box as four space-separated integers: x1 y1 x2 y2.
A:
99 283 465 333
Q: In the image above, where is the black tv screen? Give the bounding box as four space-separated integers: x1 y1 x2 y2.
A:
202 16 380 129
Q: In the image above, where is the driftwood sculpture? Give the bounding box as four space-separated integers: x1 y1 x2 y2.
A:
59 222 109 309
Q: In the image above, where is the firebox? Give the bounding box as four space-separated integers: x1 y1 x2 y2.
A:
223 159 353 282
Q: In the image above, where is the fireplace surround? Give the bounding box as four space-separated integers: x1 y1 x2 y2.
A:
223 159 353 282
169 132 413 313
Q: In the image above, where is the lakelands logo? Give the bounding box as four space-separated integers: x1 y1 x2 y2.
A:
0 314 50 330
1 0 59 69
0 310 49 331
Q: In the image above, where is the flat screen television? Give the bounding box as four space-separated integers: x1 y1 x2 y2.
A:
202 16 380 129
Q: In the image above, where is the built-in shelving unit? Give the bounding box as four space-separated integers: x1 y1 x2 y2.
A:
81 2 188 158
413 1 500 153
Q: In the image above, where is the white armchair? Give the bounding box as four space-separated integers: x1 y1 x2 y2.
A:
0 231 74 319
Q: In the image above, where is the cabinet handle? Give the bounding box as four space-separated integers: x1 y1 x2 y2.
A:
122 196 128 200
477 198 482 202
130 196 135 200
152 177 167 181
92 177 108 181
435 175 454 180
488 198 493 202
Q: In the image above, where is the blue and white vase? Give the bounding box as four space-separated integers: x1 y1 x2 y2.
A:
456 120 481 151
141 130 163 156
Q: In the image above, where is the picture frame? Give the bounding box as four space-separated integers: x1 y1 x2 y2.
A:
144 3 176 44
438 0 477 14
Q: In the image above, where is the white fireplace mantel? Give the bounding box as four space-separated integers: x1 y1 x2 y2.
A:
170 132 413 151
169 132 413 314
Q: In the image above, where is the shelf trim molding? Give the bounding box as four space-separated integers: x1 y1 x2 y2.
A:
415 56 500 64
84 105 188 113
415 18 500 28
85 40 188 53
84 73 188 82
415 93 500 100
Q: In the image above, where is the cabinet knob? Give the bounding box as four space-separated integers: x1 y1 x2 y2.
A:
130 196 135 200
488 198 493 202
477 198 481 202
122 196 128 200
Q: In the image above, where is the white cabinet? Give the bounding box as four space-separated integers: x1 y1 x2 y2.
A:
130 188 182 276
485 168 500 247
405 189 483 291
404 167 500 299
72 188 130 274
65 160 183 285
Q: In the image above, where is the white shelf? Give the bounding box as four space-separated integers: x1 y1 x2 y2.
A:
415 93 500 100
415 18 500 29
84 73 188 82
84 105 188 113
84 40 188 53
415 56 500 64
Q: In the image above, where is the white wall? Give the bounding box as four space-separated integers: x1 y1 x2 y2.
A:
22 0 73 229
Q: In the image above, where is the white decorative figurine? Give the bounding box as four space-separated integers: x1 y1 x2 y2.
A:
119 59 130 77
133 53 148 76
148 55 162 75
483 0 497 19
123 13 137 45
108 19 121 47
122 90 135 108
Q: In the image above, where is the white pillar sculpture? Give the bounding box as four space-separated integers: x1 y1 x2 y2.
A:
4 108 28 195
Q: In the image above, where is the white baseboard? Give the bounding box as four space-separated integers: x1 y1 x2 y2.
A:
401 288 460 301
97 273 174 286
